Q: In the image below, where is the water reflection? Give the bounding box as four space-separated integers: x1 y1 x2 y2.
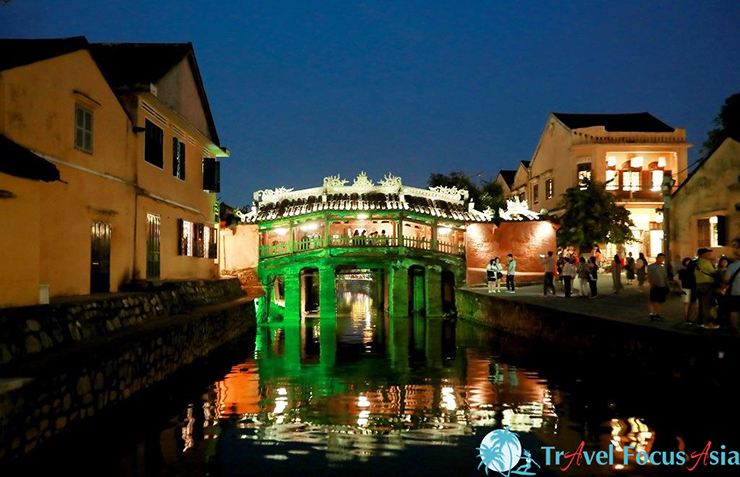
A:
193 284 562 467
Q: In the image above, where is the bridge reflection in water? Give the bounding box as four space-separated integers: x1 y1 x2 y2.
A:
200 281 564 464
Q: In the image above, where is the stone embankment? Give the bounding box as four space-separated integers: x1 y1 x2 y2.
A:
0 279 255 461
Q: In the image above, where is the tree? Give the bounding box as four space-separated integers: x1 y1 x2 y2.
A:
428 171 504 216
552 179 634 251
702 92 740 154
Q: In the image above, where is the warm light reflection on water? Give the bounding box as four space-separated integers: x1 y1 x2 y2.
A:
186 284 568 466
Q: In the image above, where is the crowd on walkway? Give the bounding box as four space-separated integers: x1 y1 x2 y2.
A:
485 243 740 332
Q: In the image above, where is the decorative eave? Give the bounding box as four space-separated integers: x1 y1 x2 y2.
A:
240 172 493 224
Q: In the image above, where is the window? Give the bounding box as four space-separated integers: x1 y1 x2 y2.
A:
518 192 526 203
607 156 617 167
699 216 727 248
208 227 218 259
75 104 93 153
651 170 664 192
194 223 205 257
178 219 193 256
172 137 186 180
532 184 539 204
606 170 618 190
202 157 220 192
577 163 592 189
622 171 640 192
545 179 554 199
144 120 164 168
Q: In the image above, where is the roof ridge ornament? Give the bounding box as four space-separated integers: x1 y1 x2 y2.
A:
499 196 540 221
353 171 374 188
323 174 348 188
379 173 402 188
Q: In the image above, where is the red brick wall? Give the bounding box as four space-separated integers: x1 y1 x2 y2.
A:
466 221 558 285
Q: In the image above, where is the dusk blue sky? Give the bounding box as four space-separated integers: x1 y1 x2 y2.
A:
3 1 740 208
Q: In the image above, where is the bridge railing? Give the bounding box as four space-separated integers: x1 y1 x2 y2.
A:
260 235 463 257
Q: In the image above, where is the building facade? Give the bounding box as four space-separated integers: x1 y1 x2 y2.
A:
499 112 691 258
670 136 740 259
0 37 226 308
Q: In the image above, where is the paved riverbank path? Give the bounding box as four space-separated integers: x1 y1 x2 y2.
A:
461 274 739 339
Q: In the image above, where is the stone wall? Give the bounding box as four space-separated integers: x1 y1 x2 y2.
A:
455 289 736 365
0 280 255 461
465 221 558 285
0 279 244 369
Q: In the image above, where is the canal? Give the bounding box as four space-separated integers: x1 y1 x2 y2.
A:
11 280 740 475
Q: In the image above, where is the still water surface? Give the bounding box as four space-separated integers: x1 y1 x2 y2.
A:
19 281 739 475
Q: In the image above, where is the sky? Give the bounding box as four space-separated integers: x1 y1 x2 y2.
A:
2 1 740 208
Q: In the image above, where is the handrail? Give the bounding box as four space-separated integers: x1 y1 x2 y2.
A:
260 234 464 257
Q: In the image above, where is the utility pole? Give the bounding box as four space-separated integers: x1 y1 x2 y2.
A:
661 174 675 259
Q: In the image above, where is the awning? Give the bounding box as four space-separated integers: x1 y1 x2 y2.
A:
0 134 60 182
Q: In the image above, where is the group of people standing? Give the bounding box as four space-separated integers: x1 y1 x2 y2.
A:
540 251 601 298
672 247 740 330
486 254 517 293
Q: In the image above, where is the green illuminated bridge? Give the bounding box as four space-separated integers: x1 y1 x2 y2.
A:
241 172 494 321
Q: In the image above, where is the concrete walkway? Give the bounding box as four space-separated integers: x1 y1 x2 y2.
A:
461 274 740 338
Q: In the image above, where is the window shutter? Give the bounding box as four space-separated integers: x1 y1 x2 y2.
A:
203 158 216 191
698 219 710 247
172 138 179 177
718 216 727 246
180 143 186 180
177 219 184 255
214 161 220 193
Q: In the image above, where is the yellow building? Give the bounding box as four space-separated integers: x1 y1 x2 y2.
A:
499 112 691 258
0 37 227 308
670 136 740 259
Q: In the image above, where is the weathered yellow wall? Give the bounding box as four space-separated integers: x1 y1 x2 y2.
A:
219 224 259 272
135 196 218 280
528 120 573 212
0 48 221 308
670 138 740 259
0 174 41 307
0 50 136 302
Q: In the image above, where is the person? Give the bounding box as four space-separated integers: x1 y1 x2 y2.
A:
352 229 360 245
506 254 516 293
379 229 389 245
486 259 497 293
677 257 697 324
541 251 556 296
723 238 740 331
493 257 503 293
625 252 636 285
669 254 683 291
647 253 669 321
612 254 624 293
556 255 565 291
588 256 599 297
717 256 732 327
694 248 718 328
562 257 577 297
635 253 648 290
577 256 590 297
594 247 603 272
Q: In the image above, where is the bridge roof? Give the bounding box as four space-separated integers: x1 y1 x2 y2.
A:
241 172 494 223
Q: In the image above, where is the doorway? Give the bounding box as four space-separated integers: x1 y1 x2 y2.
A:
90 221 111 293
146 213 161 279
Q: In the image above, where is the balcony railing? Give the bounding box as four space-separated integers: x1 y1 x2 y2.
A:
260 235 464 258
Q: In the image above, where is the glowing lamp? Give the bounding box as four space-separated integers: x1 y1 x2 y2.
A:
631 156 644 168
274 227 288 236
658 156 666 168
300 222 318 232
607 156 616 167
357 213 369 220
438 227 452 234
